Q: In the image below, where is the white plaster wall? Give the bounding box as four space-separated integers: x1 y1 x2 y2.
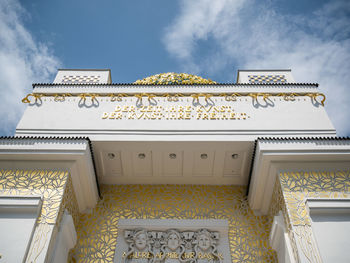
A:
0 197 41 263
311 213 350 263
16 95 335 138
237 70 294 83
0 216 37 262
53 69 111 84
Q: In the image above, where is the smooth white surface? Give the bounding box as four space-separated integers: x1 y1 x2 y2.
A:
308 199 350 263
0 196 41 263
53 69 111 84
17 84 335 139
50 211 77 263
237 69 295 83
269 212 295 263
16 96 334 134
95 141 252 185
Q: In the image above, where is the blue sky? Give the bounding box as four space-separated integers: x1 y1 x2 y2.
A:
0 0 349 135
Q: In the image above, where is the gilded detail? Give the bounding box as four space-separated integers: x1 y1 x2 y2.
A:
0 169 79 261
21 92 326 107
134 73 216 85
61 175 80 226
70 185 276 263
0 169 68 224
277 170 350 263
280 171 350 226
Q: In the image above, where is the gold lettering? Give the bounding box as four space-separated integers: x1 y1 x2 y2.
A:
184 252 195 259
109 112 116 119
166 252 178 259
155 252 163 259
102 105 249 121
128 113 136 119
115 112 122 120
178 112 184 119
200 106 212 113
221 113 228 120
137 113 144 119
169 112 177 119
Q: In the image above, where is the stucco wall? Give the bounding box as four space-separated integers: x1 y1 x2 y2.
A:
70 185 276 263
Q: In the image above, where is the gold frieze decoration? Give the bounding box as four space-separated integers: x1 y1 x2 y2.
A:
21 92 326 106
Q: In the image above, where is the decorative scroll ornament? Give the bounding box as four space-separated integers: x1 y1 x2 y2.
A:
21 92 327 106
122 229 222 263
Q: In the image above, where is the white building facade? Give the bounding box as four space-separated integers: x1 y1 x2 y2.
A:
0 69 349 263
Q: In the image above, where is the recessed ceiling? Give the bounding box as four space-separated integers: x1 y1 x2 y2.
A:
93 141 254 185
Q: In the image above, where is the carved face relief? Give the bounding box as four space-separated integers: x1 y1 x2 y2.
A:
122 228 222 263
198 233 211 252
135 232 147 251
167 232 180 251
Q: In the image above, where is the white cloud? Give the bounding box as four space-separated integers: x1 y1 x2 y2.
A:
163 0 350 136
0 0 60 136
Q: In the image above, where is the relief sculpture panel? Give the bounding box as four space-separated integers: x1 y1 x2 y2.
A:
122 229 222 263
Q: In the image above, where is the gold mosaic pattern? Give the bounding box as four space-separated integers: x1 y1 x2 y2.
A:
61 175 80 226
0 169 79 261
280 171 350 226
277 170 350 262
0 169 69 224
70 185 276 263
268 178 299 262
134 73 216 85
293 225 322 263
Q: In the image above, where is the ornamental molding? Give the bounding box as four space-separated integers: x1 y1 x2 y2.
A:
0 139 98 212
122 229 222 263
248 140 350 215
115 219 231 263
21 92 326 106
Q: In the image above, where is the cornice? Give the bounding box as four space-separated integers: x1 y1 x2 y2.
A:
0 136 100 212
247 137 350 215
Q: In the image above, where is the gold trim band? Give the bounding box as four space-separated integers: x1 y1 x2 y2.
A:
21 92 326 106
